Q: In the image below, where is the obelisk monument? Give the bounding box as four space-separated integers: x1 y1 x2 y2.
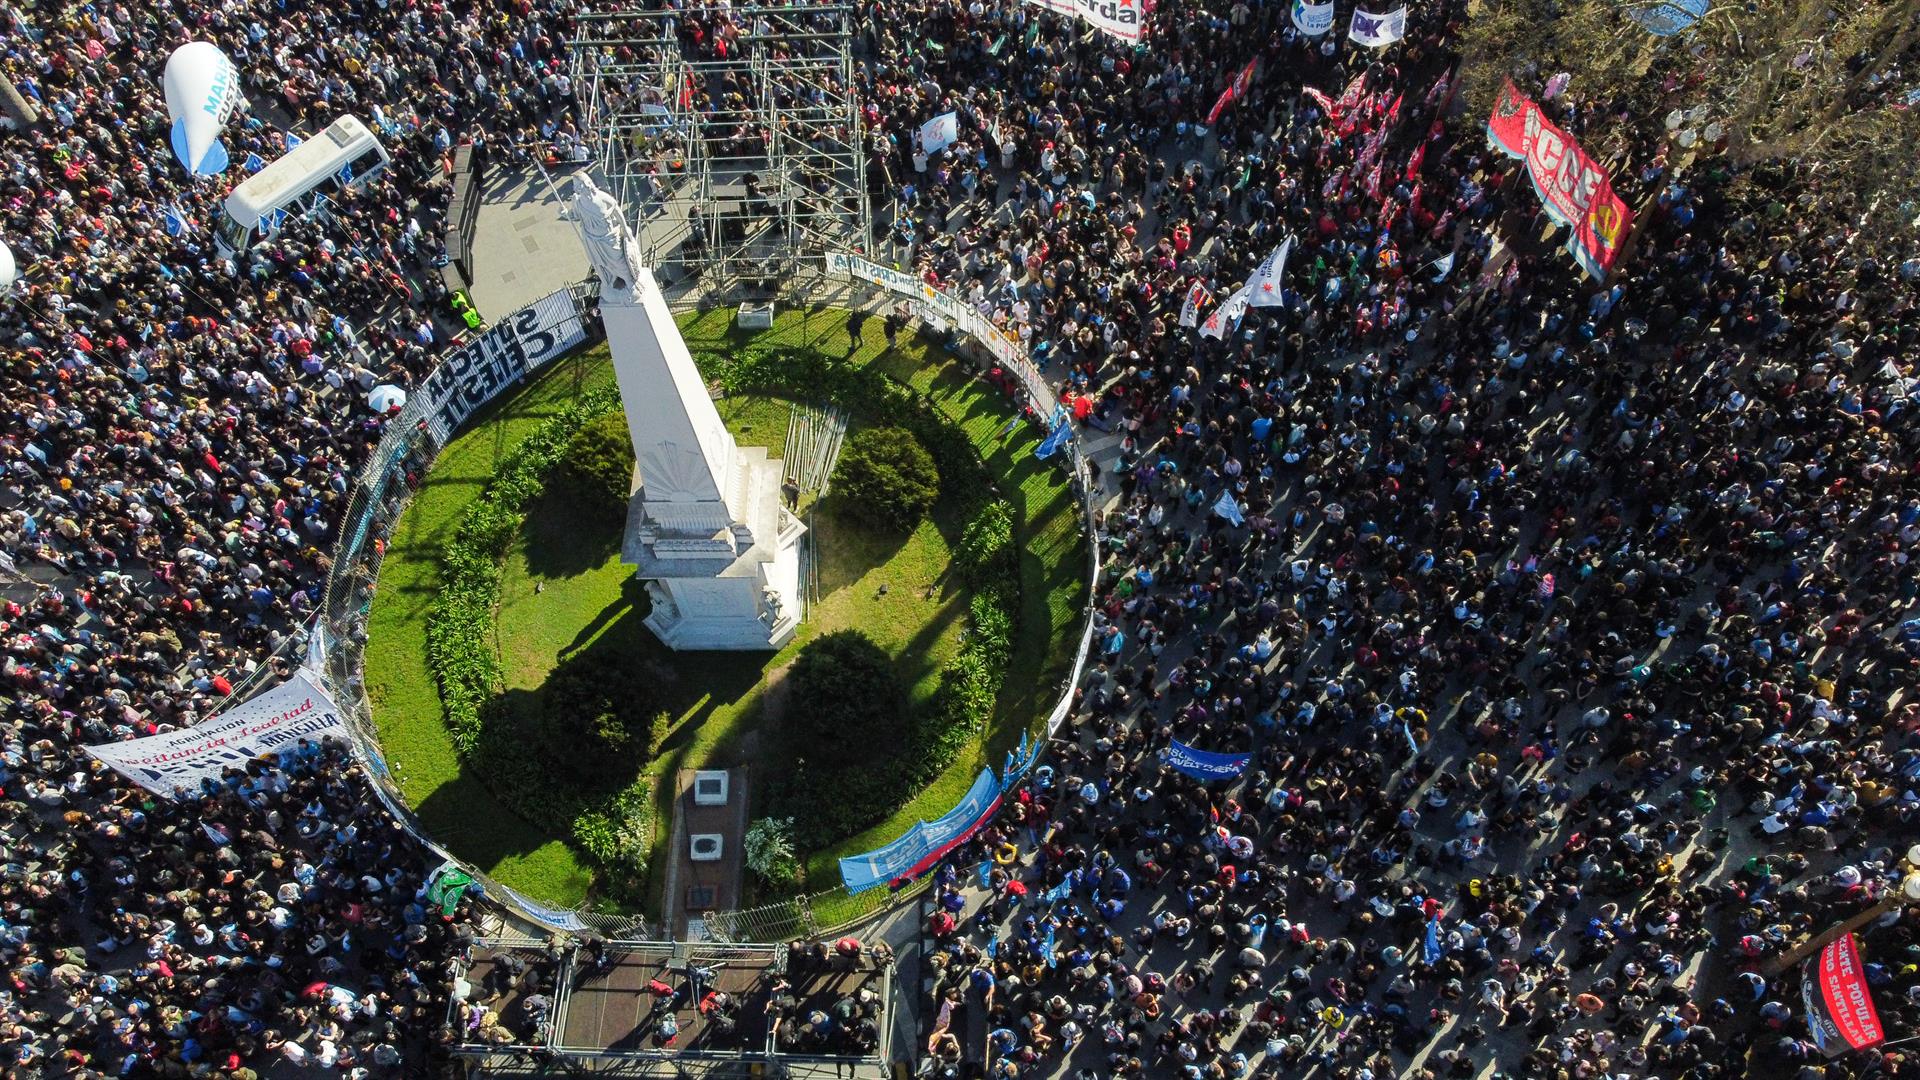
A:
567 175 804 650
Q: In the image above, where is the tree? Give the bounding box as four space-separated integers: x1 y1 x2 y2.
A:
743 816 800 887
1454 0 1920 254
785 630 906 761
553 411 635 522
830 426 940 531
541 652 669 787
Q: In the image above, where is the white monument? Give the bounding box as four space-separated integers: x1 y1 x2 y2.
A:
568 175 805 650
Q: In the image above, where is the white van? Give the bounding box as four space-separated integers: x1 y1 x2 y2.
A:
215 115 390 255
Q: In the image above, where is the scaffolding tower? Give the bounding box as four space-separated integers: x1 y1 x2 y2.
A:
573 5 871 302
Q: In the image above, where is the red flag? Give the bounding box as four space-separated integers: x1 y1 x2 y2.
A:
1302 86 1336 115
1206 59 1260 126
1405 141 1427 181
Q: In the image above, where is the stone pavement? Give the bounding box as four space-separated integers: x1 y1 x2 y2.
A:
465 160 591 319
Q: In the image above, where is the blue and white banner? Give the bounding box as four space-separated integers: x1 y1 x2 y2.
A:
840 767 1003 893
1291 0 1335 36
1166 739 1251 781
1348 6 1407 47
412 289 587 442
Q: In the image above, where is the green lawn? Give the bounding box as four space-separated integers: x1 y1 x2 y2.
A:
362 350 616 906
362 310 1086 911
493 399 973 912
673 309 1087 885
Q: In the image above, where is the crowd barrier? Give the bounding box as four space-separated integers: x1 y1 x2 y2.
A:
219 258 1101 944
210 281 653 939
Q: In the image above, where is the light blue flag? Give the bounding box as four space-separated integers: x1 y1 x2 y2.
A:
1043 922 1058 967
1034 418 1072 460
1422 918 1444 965
1628 0 1706 35
977 860 993 889
1044 877 1073 905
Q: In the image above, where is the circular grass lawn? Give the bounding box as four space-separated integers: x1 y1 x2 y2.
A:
490 394 972 909
361 310 1088 912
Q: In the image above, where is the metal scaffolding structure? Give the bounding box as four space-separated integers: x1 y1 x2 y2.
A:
448 936 894 1079
572 5 870 301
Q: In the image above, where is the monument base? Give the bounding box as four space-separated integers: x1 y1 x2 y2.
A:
624 446 805 652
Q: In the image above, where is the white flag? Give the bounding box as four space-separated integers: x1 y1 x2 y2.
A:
1246 237 1293 308
1291 0 1335 35
1348 6 1407 47
1179 280 1210 328
1212 491 1246 526
1198 284 1252 339
918 112 960 154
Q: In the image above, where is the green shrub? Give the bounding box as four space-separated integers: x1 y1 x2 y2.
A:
830 426 939 532
541 652 671 788
787 630 907 759
956 500 1016 587
744 817 801 889
552 411 634 521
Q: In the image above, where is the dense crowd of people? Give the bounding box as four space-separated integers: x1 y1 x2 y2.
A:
868 1 1920 1079
2 0 1919 1076
0 0 578 1073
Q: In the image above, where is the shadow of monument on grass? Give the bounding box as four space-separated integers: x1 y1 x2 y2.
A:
520 487 625 579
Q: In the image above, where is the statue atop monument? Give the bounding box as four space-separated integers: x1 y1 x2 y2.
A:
568 174 643 301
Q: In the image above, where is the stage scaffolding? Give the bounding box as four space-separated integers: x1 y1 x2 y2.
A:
449 936 894 1078
572 5 871 300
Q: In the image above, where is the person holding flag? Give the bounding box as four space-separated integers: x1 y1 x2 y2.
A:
1246 237 1294 308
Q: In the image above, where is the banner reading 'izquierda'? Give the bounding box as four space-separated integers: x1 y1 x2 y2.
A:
1023 0 1150 43
1486 80 1634 279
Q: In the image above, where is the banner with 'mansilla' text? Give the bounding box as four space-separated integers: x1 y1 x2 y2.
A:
86 672 349 797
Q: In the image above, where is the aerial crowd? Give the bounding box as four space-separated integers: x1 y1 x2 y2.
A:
1 0 1918 1077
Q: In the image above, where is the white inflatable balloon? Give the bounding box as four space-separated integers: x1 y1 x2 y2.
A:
163 42 242 176
0 240 15 290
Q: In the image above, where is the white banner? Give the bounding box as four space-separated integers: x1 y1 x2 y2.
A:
918 112 960 155
1247 237 1293 308
1023 0 1150 43
1291 0 1335 35
1178 280 1210 328
1348 6 1407 46
412 289 587 442
86 672 349 797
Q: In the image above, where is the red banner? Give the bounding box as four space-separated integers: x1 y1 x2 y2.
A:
1485 79 1633 278
1805 933 1886 1056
